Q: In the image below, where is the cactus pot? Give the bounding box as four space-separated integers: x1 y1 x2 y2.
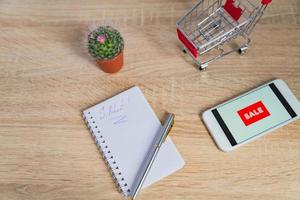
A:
96 51 123 73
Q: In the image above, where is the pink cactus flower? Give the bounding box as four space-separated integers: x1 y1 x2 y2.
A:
97 35 106 44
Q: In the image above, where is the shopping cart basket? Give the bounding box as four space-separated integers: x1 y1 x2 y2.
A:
177 0 272 70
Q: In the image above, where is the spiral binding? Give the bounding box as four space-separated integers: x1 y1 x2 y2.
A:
83 111 131 197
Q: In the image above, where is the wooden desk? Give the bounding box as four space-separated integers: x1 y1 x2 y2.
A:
0 0 299 199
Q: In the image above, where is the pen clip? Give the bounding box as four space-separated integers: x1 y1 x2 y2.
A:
162 120 174 143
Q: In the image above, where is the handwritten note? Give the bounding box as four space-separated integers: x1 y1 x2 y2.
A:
98 94 130 125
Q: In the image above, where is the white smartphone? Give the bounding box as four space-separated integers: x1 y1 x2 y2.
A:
202 79 300 152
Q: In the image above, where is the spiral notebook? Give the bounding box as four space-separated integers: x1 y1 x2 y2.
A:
82 86 184 197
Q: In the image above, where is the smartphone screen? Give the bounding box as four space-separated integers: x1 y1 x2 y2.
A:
212 83 298 146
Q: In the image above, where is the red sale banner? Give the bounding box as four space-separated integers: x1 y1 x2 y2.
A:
237 101 271 126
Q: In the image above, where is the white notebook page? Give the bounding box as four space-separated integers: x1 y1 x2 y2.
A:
83 86 184 196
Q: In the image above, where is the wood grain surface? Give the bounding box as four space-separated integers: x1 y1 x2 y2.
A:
0 0 299 199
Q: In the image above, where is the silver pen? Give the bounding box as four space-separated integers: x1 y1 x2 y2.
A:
130 113 175 200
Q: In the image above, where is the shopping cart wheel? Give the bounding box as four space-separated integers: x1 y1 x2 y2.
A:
238 45 248 55
198 63 208 70
182 48 187 54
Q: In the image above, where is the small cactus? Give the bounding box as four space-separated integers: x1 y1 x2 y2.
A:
88 26 124 60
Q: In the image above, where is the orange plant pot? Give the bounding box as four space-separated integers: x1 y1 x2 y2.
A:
96 51 124 73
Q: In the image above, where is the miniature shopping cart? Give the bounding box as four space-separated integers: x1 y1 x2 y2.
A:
176 0 272 70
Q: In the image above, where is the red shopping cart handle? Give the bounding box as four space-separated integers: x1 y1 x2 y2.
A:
223 0 242 21
224 0 272 21
261 0 272 5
